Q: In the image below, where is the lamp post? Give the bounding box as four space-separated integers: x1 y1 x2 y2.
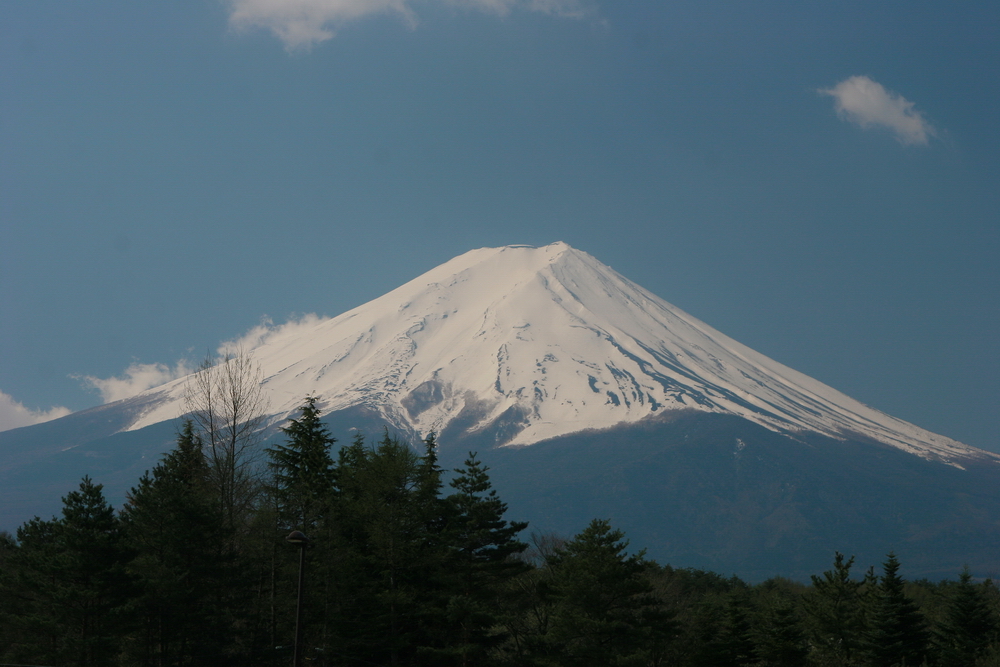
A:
286 530 309 667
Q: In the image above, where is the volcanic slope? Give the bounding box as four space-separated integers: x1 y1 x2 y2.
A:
121 242 987 466
5 242 1000 577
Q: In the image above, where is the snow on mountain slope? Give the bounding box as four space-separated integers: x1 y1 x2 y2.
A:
125 242 989 464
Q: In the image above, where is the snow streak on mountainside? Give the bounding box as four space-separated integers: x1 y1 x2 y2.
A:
126 243 988 464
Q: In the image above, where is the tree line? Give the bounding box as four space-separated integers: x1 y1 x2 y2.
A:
2 395 1000 666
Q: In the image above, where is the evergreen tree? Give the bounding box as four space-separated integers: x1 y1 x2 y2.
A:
1 517 63 663
119 421 236 665
716 590 756 667
863 552 930 667
752 597 808 667
934 568 999 667
645 566 744 667
543 519 673 667
418 430 445 503
0 530 17 656
267 396 336 534
423 451 530 666
805 552 867 666
329 431 449 666
263 397 339 661
5 478 129 666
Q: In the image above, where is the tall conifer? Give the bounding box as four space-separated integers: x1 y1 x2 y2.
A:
863 552 930 667
267 396 336 534
543 519 673 667
120 421 235 664
6 478 129 665
805 552 867 666
935 568 999 667
424 452 530 666
329 431 448 666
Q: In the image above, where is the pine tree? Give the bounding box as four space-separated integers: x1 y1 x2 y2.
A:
119 421 236 664
753 597 808 667
5 478 130 666
329 431 449 666
716 590 756 667
264 397 339 660
0 530 17 657
863 552 930 667
543 519 673 667
1 517 62 662
805 552 867 666
423 451 530 666
267 396 336 534
934 567 999 667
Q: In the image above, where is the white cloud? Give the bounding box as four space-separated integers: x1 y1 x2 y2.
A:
227 0 593 51
820 75 936 146
79 361 196 404
74 315 324 406
0 390 72 433
446 0 590 17
219 313 325 355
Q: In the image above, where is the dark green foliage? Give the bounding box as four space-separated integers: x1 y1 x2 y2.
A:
805 552 869 666
4 478 129 666
327 430 451 666
0 530 16 652
423 451 531 666
542 518 675 666
717 590 756 667
1 516 63 661
119 420 237 664
264 398 337 661
267 396 335 534
488 531 576 667
7 404 1000 666
752 596 808 667
863 552 931 667
935 568 999 667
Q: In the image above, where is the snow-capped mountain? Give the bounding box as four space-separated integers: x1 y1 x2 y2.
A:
122 242 988 465
5 242 1000 578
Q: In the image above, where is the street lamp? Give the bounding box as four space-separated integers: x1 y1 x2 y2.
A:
286 530 309 667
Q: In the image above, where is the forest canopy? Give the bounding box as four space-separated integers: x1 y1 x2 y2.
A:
1 397 998 666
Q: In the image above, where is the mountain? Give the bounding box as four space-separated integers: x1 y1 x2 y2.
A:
2 242 999 579
81 242 994 463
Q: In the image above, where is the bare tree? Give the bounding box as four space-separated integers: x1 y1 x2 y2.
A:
184 348 270 532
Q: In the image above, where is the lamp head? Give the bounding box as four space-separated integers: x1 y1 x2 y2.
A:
286 530 309 546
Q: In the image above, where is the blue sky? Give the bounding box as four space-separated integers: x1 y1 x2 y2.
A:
2 1 998 451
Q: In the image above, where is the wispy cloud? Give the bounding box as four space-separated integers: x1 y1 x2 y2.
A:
75 315 325 406
820 75 936 146
227 0 594 51
0 390 71 433
219 314 325 355
79 361 195 404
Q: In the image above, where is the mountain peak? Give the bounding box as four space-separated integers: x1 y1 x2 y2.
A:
123 243 990 465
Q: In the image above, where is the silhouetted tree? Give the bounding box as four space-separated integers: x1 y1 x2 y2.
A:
422 451 530 666
120 421 236 664
184 349 269 535
935 567 999 667
4 478 129 665
753 597 808 667
267 396 335 534
805 552 868 666
863 553 930 667
329 431 448 666
542 519 674 666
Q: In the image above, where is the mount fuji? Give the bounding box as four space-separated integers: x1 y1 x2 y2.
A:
75 242 993 463
2 242 998 578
